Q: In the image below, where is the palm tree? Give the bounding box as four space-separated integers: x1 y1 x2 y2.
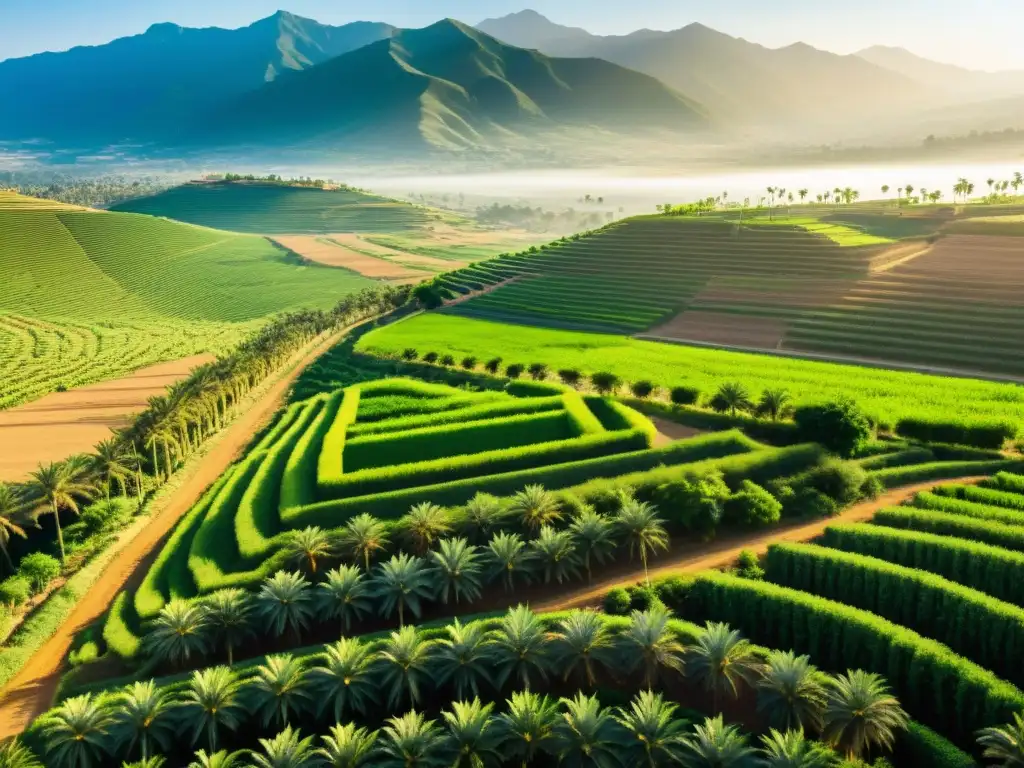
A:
249 726 319 768
402 502 452 555
615 496 668 586
257 570 314 643
89 438 135 500
766 187 777 220
491 605 551 691
757 651 828 733
144 600 209 669
550 610 615 688
339 513 389 572
317 564 371 632
756 389 792 421
977 712 1024 767
679 715 758 768
821 670 908 760
483 532 535 592
568 507 617 583
187 750 248 768
881 184 890 200
283 526 334 575
246 654 313 729
758 729 836 768
552 693 625 768
497 691 559 768
530 525 581 585
370 553 435 627
710 382 754 418
460 493 510 543
317 723 379 768
620 606 686 689
377 710 449 768
430 537 483 604
616 690 688 768
988 178 997 194
28 459 96 562
377 625 435 710
38 694 114 768
0 483 27 573
311 637 380 721
201 589 254 666
182 667 246 754
1013 172 1023 196
443 698 506 768
509 485 562 533
111 681 178 762
0 738 42 768
435 619 496 700
798 189 808 204
687 622 765 714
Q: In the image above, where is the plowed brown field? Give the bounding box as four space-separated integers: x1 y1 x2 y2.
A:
271 236 423 279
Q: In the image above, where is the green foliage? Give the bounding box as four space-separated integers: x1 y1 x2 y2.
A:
873 505 1024 552
724 481 782 527
670 386 702 407
896 417 1018 449
871 459 1020 489
18 553 61 593
0 575 31 609
794 399 873 458
603 587 632 616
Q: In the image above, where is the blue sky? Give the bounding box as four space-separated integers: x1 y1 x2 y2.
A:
2 0 1020 70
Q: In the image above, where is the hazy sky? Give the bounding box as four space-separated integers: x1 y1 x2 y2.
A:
2 0 1021 70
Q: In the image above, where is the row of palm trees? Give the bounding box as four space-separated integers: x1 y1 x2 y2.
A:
26 606 911 766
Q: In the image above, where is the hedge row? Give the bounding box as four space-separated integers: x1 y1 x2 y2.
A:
933 483 1024 512
504 380 568 397
821 523 1024 607
564 393 607 434
858 447 935 471
585 396 657 441
102 593 140 661
912 491 1024 527
874 506 1024 553
249 400 303 453
309 389 354 504
671 570 1024 747
355 392 489 423
872 460 1020 489
892 722 977 768
895 417 1019 449
624 398 801 445
345 395 564 437
985 471 1024 494
765 542 1024 687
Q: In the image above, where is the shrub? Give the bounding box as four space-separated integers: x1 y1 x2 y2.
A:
0 576 31 610
603 587 631 615
506 363 524 379
643 473 730 538
896 417 1018 450
505 381 565 398
460 356 477 370
785 488 838 519
709 382 754 416
485 357 503 374
18 553 61 594
558 369 582 388
401 348 418 361
630 381 655 399
440 354 456 367
628 584 663 611
528 363 548 381
794 398 873 458
892 722 976 768
590 371 620 394
872 459 1019 489
669 386 701 406
412 283 444 309
724 480 782 527
797 458 869 505
734 550 764 580
423 352 439 364
79 498 134 536
860 475 884 500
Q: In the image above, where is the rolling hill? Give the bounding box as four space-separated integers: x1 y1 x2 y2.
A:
197 19 712 151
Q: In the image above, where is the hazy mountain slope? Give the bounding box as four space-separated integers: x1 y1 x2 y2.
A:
856 45 1024 97
0 11 395 141
476 9 598 50
199 20 712 151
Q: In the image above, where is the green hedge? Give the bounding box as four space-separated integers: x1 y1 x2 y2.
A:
912 491 1024 527
565 393 606 434
872 460 1020 489
306 389 352 506
504 380 567 397
896 417 1019 449
345 395 563 437
673 570 1024 747
892 722 977 768
585 396 657 441
625 398 801 445
765 542 1024 687
858 447 934 470
249 401 303 452
934 484 1024 512
985 471 1024 495
874 506 1024 553
822 523 1024 607
102 592 141 660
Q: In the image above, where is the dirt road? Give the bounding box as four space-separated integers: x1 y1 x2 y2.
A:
0 331 342 739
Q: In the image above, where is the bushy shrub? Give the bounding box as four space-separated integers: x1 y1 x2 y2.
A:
19 553 61 593
558 369 582 388
603 587 631 615
896 417 1018 450
528 363 548 381
485 357 503 374
669 386 701 406
630 381 655 399
461 356 477 370
440 354 456 367
590 371 620 395
794 398 873 458
79 498 134 536
861 475 884 500
401 348 418 361
724 481 782 527
644 472 729 538
799 459 869 505
423 352 439 364
412 282 444 309
0 576 31 610
627 584 663 612
506 363 524 379
785 487 839 519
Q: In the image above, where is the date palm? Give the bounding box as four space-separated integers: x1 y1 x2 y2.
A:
484 532 536 592
460 492 510 543
435 618 496 700
182 666 246 753
821 671 908 759
443 698 506 768
757 651 828 733
758 729 836 768
311 637 380 721
202 588 254 666
491 605 551 691
377 625 435 710
530 525 581 585
679 715 759 768
339 513 389 572
497 690 559 768
757 389 793 422
615 497 668 586
38 693 114 768
318 723 379 768
430 537 483 604
28 459 97 563
977 712 1024 767
552 693 626 768
145 600 209 669
317 564 371 632
0 482 28 573
620 606 685 689
370 553 435 627
615 690 688 767
550 610 615 688
249 726 319 768
257 570 314 643
0 738 42 768
110 680 179 762
402 502 451 555
187 750 247 768
90 438 134 499
687 622 765 714
377 711 449 768
118 758 166 768
509 485 562 533
246 654 314 729
710 383 754 418
568 507 617 583
284 526 334 576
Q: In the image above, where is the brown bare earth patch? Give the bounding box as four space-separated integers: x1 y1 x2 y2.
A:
897 235 1024 282
271 235 424 279
327 235 467 270
650 417 707 445
648 310 788 349
868 240 934 273
0 355 213 483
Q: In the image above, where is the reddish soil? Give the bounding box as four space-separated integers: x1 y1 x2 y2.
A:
0 355 214 483
648 310 788 349
651 417 707 444
328 234 468 270
271 235 423 280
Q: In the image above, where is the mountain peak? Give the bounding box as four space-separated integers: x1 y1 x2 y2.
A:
144 22 184 38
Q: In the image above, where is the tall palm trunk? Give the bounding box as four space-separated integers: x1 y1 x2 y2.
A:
51 500 66 563
642 547 650 587
1 541 14 573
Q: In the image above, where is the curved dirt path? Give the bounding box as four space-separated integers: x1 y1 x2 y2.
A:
532 476 985 612
0 329 346 739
